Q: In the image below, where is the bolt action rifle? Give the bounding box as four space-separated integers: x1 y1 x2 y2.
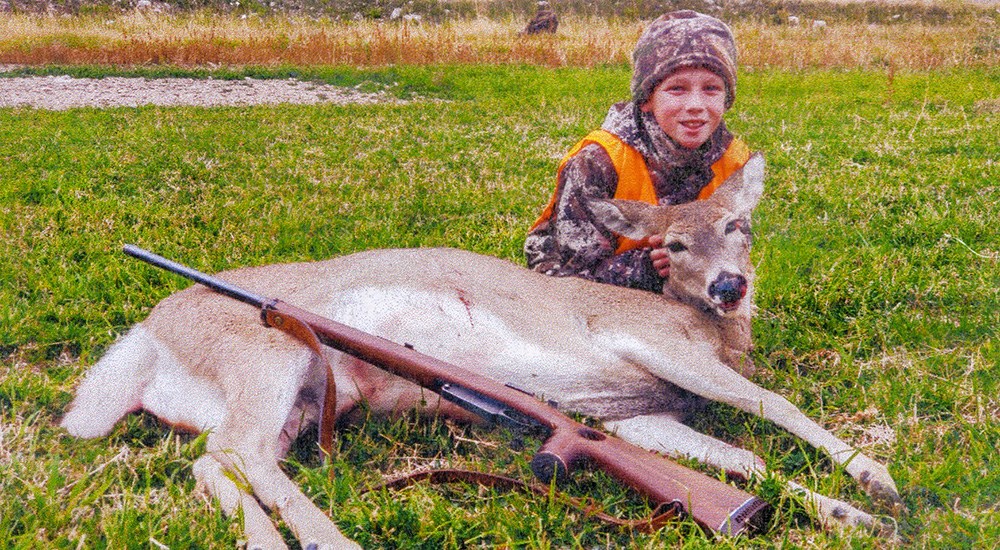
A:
122 244 771 536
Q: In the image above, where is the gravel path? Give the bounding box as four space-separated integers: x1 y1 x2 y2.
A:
0 74 398 110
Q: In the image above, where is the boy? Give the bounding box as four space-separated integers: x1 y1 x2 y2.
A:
525 10 751 292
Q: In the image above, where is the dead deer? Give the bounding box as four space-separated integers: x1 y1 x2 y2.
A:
61 153 901 548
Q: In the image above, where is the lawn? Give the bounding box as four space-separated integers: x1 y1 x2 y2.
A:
1 7 999 549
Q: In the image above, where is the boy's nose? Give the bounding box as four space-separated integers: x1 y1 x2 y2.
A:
683 93 708 111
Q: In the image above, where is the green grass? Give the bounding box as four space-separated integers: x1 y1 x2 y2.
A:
1 64 998 548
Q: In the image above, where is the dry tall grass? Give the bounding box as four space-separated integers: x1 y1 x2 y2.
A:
0 12 997 70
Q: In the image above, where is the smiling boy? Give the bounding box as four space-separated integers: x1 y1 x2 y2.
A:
525 11 751 292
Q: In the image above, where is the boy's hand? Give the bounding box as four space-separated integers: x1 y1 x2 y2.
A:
648 235 671 279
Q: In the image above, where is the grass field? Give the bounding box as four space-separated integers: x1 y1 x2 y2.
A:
2 6 999 549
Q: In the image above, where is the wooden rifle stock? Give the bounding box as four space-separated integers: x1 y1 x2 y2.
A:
123 244 771 536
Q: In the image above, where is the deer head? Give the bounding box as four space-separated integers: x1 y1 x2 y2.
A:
591 152 765 317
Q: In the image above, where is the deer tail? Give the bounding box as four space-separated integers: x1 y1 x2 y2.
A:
60 325 158 439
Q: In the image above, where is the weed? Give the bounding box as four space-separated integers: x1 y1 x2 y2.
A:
1 12 998 69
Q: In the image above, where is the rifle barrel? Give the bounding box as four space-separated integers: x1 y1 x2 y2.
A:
123 244 269 308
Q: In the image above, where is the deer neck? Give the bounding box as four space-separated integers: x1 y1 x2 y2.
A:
717 312 754 377
663 284 754 376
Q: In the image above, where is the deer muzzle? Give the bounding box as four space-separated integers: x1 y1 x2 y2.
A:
709 273 748 312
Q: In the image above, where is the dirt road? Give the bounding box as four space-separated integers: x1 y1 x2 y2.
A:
0 74 397 110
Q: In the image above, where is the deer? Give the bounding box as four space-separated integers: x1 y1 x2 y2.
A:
60 153 902 549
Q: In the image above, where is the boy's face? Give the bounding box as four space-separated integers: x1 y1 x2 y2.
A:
640 67 727 150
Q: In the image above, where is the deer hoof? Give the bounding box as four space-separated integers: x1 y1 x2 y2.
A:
860 474 904 514
857 468 903 514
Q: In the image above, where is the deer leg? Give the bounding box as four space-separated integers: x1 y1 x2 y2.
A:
193 454 288 550
204 444 361 550
689 375 899 512
224 455 362 550
625 345 901 512
206 356 361 550
604 412 765 478
605 412 882 533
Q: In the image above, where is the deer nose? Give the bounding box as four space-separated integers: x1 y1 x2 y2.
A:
709 273 747 307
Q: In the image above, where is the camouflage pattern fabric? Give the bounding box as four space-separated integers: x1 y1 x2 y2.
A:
632 10 739 109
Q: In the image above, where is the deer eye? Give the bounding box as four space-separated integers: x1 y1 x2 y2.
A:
666 241 688 253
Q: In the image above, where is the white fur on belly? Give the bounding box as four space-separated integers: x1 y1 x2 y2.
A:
141 339 228 432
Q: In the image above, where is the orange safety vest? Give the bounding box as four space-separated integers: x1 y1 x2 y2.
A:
530 129 750 254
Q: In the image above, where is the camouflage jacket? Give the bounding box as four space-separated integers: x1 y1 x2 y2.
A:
524 101 736 292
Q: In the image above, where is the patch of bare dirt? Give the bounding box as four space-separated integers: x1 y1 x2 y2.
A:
0 74 400 110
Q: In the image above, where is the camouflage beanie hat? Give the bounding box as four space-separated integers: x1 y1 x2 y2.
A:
631 10 738 110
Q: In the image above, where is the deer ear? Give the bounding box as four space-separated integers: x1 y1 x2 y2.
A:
589 199 668 241
709 152 765 217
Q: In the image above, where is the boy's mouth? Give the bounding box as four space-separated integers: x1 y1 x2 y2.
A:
680 120 707 130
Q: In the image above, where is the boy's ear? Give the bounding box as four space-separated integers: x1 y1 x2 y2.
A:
589 199 669 240
709 152 765 217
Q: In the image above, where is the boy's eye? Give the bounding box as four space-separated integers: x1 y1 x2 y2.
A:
667 241 688 253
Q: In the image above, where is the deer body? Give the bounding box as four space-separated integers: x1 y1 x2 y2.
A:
61 154 901 549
